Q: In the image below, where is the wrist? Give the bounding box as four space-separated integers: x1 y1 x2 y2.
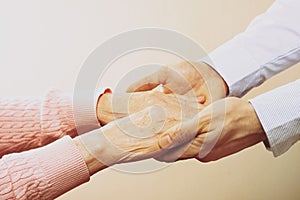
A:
202 62 229 96
220 76 229 96
73 136 108 176
242 99 267 142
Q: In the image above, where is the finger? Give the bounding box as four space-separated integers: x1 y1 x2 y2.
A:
193 83 210 105
174 94 204 120
196 79 228 105
126 70 165 92
156 141 190 162
197 96 206 104
158 118 199 150
160 107 212 149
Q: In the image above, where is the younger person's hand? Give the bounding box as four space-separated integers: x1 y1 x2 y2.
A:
156 97 267 162
126 61 228 105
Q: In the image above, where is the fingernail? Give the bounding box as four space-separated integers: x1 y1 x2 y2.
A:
198 96 206 104
104 88 112 94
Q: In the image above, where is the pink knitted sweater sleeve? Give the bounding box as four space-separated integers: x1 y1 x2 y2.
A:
0 90 101 199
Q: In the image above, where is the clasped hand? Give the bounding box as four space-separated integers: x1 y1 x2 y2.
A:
76 61 266 174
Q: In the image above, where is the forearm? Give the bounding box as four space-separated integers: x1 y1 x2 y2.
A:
250 79 300 156
0 123 123 199
0 89 104 157
0 95 44 157
0 136 90 199
202 0 300 97
0 90 79 157
74 136 108 175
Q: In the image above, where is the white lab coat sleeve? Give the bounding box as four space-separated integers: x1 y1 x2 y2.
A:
249 79 300 157
202 0 300 97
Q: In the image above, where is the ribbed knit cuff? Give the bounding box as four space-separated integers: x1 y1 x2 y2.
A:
73 90 107 135
42 90 78 140
36 136 90 199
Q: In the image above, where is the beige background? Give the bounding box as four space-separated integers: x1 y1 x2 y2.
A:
0 0 299 199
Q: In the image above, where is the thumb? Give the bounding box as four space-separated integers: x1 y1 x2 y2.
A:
158 119 199 150
126 69 165 92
